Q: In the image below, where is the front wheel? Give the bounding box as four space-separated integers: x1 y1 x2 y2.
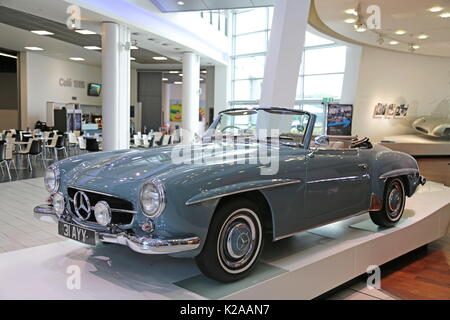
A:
195 198 264 283
370 177 406 228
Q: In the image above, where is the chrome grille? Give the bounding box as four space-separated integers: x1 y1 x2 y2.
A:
67 187 135 226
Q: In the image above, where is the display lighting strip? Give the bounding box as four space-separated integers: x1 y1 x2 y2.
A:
344 5 430 53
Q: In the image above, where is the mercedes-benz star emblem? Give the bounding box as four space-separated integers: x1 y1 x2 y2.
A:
74 191 91 221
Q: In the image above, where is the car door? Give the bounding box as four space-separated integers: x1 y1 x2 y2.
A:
305 148 371 223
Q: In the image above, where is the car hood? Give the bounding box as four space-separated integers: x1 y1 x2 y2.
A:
78 141 270 181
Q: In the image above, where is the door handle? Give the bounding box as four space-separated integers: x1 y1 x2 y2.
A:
358 163 368 169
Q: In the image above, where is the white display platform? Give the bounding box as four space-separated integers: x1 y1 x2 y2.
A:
380 134 450 156
0 182 449 300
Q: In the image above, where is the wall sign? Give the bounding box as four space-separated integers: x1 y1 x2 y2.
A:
59 78 86 89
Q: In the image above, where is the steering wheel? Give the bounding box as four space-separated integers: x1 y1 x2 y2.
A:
220 125 241 133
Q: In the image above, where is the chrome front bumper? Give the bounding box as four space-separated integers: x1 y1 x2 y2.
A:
33 204 201 254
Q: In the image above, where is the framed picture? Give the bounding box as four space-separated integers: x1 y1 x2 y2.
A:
373 103 386 118
395 104 409 118
385 104 396 118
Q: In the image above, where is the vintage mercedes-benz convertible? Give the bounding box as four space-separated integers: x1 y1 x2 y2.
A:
34 108 426 282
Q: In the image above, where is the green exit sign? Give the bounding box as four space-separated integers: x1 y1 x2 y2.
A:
322 97 334 103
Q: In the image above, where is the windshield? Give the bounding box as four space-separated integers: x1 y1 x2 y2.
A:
206 109 311 146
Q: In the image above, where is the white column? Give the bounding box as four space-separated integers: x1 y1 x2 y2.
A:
162 82 171 127
181 52 200 143
260 0 311 108
213 65 230 119
340 45 363 104
101 22 131 151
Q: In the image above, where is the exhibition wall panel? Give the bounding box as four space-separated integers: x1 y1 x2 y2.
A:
21 52 138 130
23 52 102 129
353 46 450 141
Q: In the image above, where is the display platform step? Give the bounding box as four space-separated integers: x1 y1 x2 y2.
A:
0 182 448 300
380 134 450 156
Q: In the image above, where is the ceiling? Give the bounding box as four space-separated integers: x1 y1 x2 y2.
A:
151 0 273 12
0 0 224 67
0 5 179 65
314 0 450 57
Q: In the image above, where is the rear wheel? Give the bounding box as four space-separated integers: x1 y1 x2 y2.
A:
370 177 406 227
195 198 264 283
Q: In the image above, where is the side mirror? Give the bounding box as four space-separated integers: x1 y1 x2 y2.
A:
314 135 329 148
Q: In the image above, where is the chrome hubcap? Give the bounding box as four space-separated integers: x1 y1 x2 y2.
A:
388 187 401 212
217 210 261 274
387 181 404 221
226 222 252 259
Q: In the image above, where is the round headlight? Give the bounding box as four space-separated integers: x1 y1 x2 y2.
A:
52 192 65 216
44 167 60 194
140 179 165 219
94 201 111 226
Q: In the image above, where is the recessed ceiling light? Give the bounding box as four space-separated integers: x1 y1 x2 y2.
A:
201 70 207 74
69 57 85 61
24 46 44 51
200 78 204 81
439 12 450 18
174 81 183 84
177 1 185 5
169 70 179 74
428 6 444 12
162 77 168 81
130 45 138 50
153 56 168 60
417 34 429 40
344 18 357 24
0 52 17 59
345 8 358 15
31 30 54 36
75 29 96 35
84 46 102 50
395 30 407 35
179 73 183 76
130 57 136 61
412 44 420 50
389 40 399 45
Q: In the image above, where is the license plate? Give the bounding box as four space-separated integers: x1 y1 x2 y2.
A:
58 221 96 246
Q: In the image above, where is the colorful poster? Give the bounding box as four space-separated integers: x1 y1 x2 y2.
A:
170 102 182 122
326 103 353 136
169 100 207 122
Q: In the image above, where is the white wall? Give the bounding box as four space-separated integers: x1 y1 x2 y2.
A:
21 52 138 129
23 52 101 128
353 46 450 141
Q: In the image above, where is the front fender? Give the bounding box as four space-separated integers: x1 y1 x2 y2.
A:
370 149 421 200
184 179 301 205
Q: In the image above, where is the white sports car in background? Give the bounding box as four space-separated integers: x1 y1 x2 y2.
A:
412 116 450 138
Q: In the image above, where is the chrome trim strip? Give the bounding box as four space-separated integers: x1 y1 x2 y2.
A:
67 186 122 199
185 179 301 205
379 168 419 180
98 233 201 254
111 208 137 214
306 175 369 184
32 206 200 254
33 205 58 223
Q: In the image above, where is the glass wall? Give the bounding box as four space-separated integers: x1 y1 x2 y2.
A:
230 7 348 135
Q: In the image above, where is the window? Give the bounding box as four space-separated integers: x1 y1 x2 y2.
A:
230 7 348 134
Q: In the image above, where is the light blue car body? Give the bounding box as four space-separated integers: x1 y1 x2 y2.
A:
46 108 423 257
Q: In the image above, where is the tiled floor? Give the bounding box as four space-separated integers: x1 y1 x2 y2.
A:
0 178 64 253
